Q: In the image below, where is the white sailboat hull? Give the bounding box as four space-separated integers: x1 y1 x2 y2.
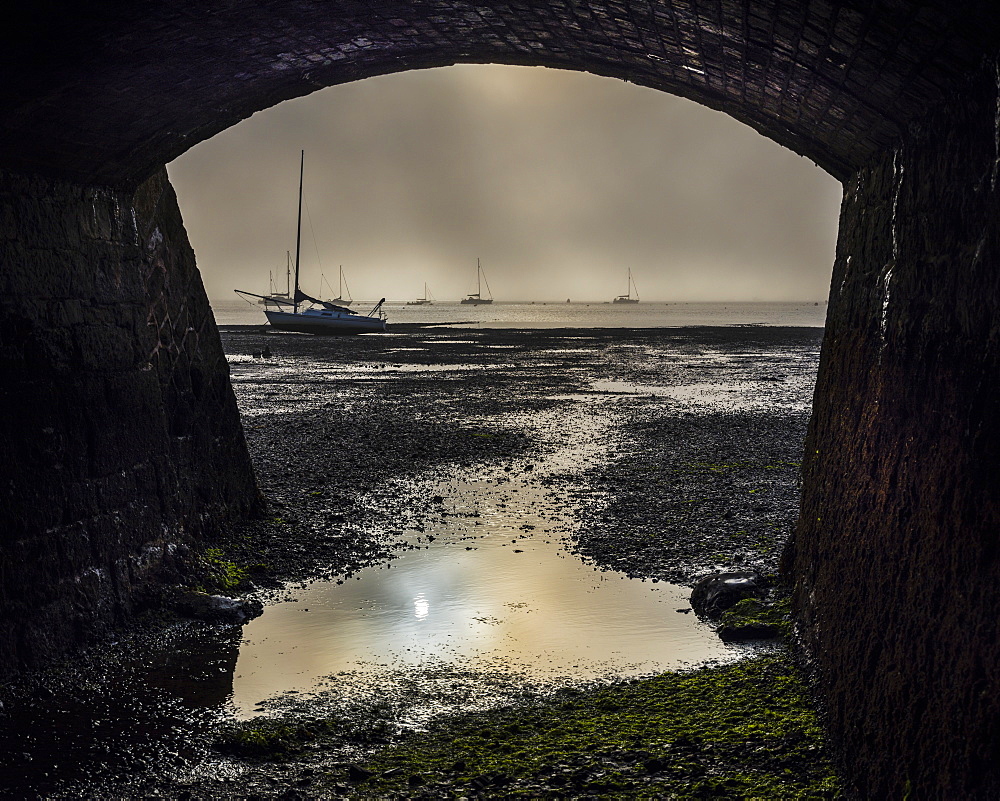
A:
264 308 386 335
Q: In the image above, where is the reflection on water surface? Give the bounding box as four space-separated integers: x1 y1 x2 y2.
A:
231 471 735 718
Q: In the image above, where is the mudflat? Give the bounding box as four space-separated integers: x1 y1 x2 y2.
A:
220 324 822 583
0 324 835 798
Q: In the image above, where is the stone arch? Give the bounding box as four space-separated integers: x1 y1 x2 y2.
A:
0 2 993 185
2 4 1000 799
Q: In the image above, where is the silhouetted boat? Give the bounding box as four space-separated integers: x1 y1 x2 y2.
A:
407 283 434 305
236 151 386 335
252 295 386 334
461 259 493 305
613 268 640 304
258 252 293 304
322 265 352 306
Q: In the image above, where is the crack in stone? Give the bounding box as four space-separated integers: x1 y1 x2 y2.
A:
880 148 903 348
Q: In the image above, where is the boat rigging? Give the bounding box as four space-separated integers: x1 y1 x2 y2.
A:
407 283 434 305
613 268 640 304
461 259 493 305
235 151 387 335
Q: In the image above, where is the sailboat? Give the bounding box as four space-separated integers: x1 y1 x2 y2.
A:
258 252 293 304
613 268 640 304
236 151 387 335
460 259 493 305
406 283 434 305
321 265 352 306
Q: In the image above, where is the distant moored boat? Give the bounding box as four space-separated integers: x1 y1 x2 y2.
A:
258 252 293 304
461 259 493 305
322 265 352 306
407 282 434 305
613 268 640 304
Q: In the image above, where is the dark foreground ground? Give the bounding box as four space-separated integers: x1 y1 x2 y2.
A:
0 324 837 798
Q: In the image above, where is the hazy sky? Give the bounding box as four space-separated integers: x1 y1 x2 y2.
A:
168 65 842 304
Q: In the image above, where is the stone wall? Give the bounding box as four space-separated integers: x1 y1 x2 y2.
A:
0 168 261 672
789 62 1000 799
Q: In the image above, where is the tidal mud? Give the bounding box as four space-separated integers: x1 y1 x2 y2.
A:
0 324 833 797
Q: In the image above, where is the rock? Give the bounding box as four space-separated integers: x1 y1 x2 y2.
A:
347 764 373 782
690 571 767 619
173 591 263 624
718 623 782 642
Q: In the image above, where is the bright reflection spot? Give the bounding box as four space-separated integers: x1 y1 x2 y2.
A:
414 594 429 620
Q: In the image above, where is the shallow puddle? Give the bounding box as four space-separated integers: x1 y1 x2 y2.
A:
230 471 735 718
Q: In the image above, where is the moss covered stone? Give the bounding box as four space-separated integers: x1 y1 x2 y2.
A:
717 595 792 641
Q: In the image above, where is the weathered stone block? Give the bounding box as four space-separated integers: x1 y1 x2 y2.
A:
0 168 262 673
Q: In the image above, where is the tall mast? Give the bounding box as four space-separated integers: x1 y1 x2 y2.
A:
477 258 482 295
481 261 492 300
286 251 291 296
293 150 304 313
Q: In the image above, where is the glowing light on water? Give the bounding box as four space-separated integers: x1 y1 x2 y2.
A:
414 594 430 620
227 404 746 718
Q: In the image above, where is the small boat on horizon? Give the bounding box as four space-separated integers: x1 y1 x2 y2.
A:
258 252 293 304
322 265 352 306
461 259 493 305
613 268 640 304
406 282 434 305
236 151 386 335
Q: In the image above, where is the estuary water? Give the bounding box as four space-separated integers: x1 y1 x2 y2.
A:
213 299 828 329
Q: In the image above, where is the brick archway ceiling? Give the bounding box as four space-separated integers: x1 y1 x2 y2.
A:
1 1 996 186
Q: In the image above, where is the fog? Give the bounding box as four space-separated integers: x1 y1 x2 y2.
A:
167 64 842 304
